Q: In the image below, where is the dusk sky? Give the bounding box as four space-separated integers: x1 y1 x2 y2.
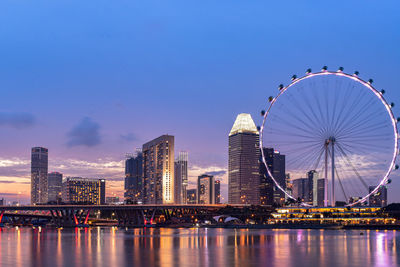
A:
0 1 399 203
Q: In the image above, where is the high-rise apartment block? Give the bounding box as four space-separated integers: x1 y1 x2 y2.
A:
197 174 215 204
174 152 188 204
48 172 63 203
308 170 319 206
228 113 260 205
124 151 143 203
142 135 175 204
62 177 105 205
31 147 48 204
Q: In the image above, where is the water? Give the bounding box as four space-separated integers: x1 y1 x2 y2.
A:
0 227 399 267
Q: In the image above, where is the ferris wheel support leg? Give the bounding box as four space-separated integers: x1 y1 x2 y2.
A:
324 144 328 207
331 141 335 207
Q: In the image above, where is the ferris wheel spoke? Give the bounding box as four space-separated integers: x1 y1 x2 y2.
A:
335 95 378 136
268 112 322 138
336 109 388 138
334 88 368 135
335 151 366 198
286 88 324 133
332 83 356 131
301 82 326 133
336 143 370 190
334 166 348 202
337 120 391 140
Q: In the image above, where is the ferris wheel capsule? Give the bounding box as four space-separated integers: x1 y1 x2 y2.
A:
268 96 274 102
291 75 297 81
338 67 344 72
322 66 328 71
390 102 395 108
368 79 373 84
395 165 399 170
306 68 312 74
387 179 392 184
381 89 385 95
257 126 261 131
261 110 265 116
397 117 400 122
354 71 359 76
278 84 284 90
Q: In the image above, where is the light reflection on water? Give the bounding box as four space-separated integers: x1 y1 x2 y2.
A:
0 227 399 267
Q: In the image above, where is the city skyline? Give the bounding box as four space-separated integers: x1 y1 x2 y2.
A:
1 1 400 204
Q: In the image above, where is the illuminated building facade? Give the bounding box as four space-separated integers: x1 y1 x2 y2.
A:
31 147 48 204
317 178 325 207
229 113 260 205
198 174 215 204
62 177 106 205
174 151 188 204
215 180 221 204
48 172 63 203
187 189 197 204
307 170 318 206
142 135 175 204
369 186 388 207
124 151 143 203
269 206 395 226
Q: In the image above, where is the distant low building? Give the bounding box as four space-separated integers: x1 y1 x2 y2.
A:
62 177 105 205
369 186 387 207
187 189 197 204
106 196 120 204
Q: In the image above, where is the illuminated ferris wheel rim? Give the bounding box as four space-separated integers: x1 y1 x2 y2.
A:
259 69 399 207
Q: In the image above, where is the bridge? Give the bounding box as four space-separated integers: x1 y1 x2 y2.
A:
0 204 273 227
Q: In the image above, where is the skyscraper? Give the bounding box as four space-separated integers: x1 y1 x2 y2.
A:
62 177 105 205
142 135 175 204
174 151 188 204
317 178 326 207
215 180 221 204
48 172 63 203
228 113 260 205
369 186 388 207
31 147 48 204
260 148 286 206
197 174 215 204
307 170 319 206
124 151 143 203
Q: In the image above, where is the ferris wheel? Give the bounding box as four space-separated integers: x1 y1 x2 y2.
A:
259 67 399 207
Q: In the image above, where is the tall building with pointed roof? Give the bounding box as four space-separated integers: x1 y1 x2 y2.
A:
228 113 260 205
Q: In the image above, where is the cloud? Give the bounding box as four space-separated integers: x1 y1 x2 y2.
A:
120 133 137 142
0 112 35 129
66 117 101 147
0 180 30 184
205 170 227 177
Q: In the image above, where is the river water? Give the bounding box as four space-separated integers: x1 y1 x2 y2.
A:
0 227 399 266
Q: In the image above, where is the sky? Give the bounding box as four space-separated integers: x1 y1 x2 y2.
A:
0 0 399 204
